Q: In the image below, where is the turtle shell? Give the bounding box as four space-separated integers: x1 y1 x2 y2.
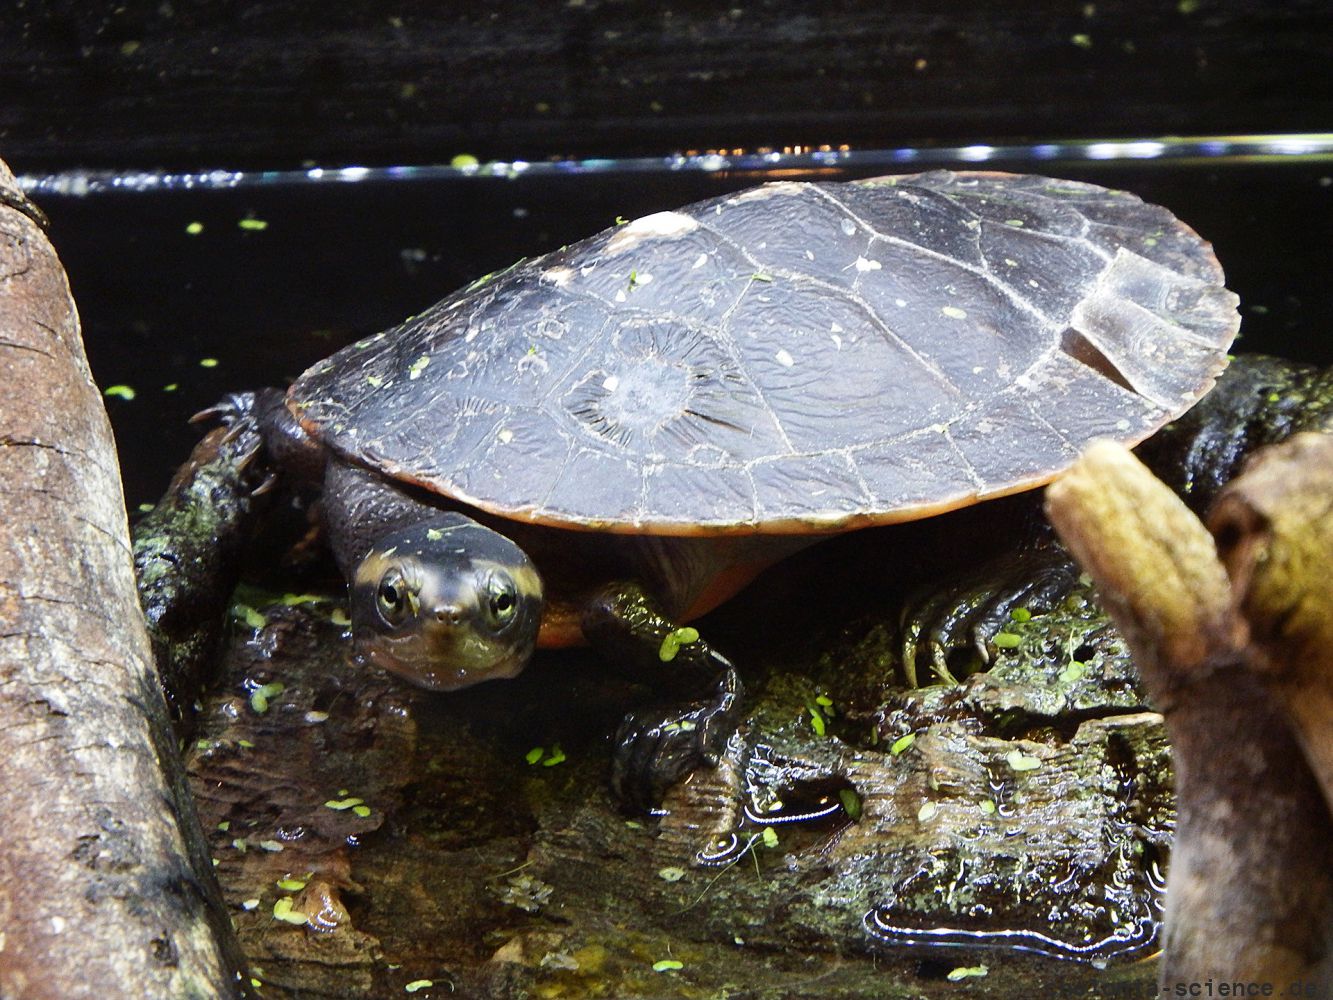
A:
289 170 1239 535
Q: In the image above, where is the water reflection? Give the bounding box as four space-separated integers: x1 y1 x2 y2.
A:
18 132 1333 197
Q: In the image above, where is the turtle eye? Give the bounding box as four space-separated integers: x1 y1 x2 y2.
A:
376 569 411 625
483 572 518 631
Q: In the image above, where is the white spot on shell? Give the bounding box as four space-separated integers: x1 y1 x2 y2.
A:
614 289 627 303
603 374 621 391
830 333 843 349
606 210 699 254
635 271 654 285
853 256 882 272
839 217 857 236
691 252 709 269
541 266 575 287
729 182 804 203
498 428 514 444
941 306 968 320
895 298 908 308
775 348 795 367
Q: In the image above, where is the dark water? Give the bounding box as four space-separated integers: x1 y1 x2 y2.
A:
21 146 1333 508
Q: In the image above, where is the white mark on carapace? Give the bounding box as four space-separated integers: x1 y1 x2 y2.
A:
775 348 795 367
541 265 576 288
606 211 699 254
728 182 804 204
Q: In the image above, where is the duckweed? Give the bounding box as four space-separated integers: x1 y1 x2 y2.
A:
658 626 700 662
1006 749 1042 772
947 965 988 981
272 897 307 925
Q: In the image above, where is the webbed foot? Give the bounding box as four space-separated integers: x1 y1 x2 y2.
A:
581 582 747 811
898 544 1080 686
610 660 744 813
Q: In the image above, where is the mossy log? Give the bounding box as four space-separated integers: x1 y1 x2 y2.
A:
0 160 246 998
182 573 1166 997
1045 435 1333 990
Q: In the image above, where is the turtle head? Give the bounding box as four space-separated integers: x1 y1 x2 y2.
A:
348 515 544 691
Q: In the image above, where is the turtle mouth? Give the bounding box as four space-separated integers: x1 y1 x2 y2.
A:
353 625 528 692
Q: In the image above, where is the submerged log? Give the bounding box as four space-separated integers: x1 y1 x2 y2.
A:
181 552 1167 997
0 160 246 997
1045 436 1333 990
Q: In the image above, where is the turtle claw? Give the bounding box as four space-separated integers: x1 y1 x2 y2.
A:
233 437 264 473
899 545 1080 686
250 470 281 496
190 391 258 428
188 390 296 499
610 662 744 813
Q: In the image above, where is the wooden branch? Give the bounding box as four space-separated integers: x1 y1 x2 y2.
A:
1210 432 1333 810
1046 438 1333 989
1042 441 1241 702
0 159 247 997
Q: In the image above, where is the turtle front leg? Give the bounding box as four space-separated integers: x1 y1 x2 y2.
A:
581 583 744 812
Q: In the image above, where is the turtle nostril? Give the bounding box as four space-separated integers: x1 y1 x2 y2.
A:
434 605 465 626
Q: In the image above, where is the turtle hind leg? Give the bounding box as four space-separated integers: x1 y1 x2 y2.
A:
581 582 745 812
898 533 1079 686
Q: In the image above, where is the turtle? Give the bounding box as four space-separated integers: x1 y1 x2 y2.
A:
222 170 1239 808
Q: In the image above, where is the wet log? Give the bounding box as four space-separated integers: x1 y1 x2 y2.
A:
1045 437 1333 989
133 419 269 729
0 159 246 998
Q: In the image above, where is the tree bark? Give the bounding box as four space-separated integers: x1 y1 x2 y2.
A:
0 159 246 997
1209 432 1333 809
1045 437 1333 990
